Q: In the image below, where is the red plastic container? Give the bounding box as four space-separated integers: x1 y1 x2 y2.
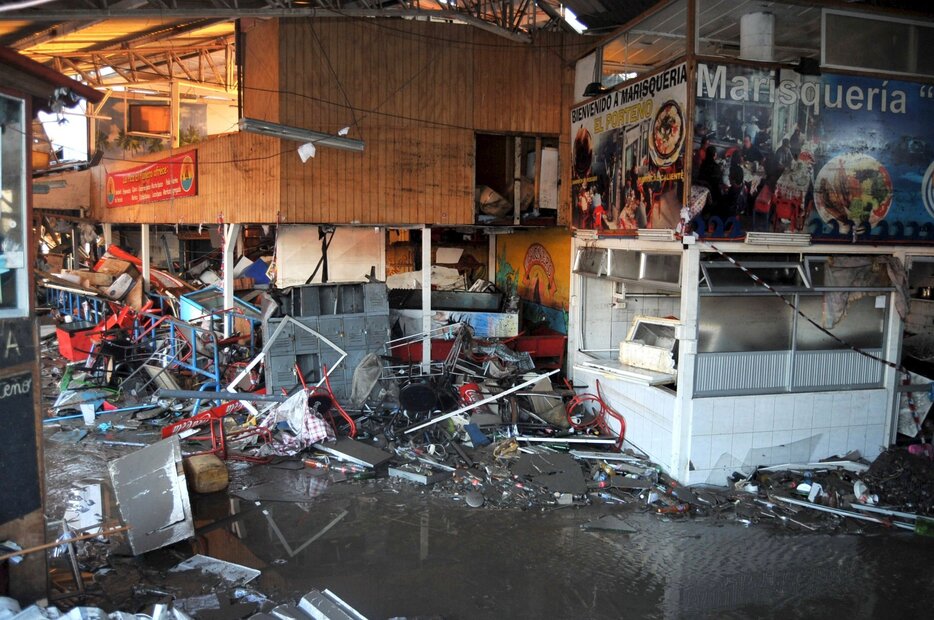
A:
389 339 456 363
56 321 99 362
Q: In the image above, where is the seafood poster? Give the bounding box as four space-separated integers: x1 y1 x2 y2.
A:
570 63 688 231
695 62 934 242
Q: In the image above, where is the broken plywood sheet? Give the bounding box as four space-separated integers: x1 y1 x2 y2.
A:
108 435 194 555
513 453 587 495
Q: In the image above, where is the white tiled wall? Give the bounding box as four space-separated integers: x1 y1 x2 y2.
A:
575 367 678 471
578 277 681 351
610 296 681 344
687 389 889 486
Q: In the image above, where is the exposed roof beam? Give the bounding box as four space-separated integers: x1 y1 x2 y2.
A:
80 18 226 53
0 6 533 41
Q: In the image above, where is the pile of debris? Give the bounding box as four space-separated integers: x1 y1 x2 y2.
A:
30 239 934 617
0 587 367 620
631 449 934 535
32 242 640 602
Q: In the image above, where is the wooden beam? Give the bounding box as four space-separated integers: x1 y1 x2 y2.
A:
135 52 170 78
171 52 196 82
61 57 98 86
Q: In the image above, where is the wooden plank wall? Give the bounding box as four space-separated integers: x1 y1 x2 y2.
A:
89 131 281 224
90 19 579 226
241 18 279 123
33 168 90 212
265 19 578 226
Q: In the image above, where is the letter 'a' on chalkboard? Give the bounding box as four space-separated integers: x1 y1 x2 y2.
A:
0 373 40 523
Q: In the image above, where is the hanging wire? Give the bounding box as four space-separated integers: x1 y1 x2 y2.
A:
703 241 923 435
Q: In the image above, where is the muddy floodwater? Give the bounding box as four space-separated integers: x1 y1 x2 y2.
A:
43 429 934 620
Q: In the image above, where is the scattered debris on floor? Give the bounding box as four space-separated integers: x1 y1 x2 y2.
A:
25 241 934 617
0 587 368 620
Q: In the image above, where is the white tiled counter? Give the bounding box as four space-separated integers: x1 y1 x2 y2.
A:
686 389 889 485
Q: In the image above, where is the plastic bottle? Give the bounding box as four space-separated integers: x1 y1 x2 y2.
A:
915 516 934 537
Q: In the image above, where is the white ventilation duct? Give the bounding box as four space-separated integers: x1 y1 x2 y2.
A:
739 12 775 62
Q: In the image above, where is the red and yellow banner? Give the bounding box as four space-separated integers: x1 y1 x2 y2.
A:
105 150 197 208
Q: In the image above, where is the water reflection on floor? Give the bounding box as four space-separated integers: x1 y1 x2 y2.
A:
191 471 934 620
43 434 934 619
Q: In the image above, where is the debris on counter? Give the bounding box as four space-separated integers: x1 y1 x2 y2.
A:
634 448 934 534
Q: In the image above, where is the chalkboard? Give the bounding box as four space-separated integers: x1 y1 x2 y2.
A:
0 318 35 370
0 373 40 524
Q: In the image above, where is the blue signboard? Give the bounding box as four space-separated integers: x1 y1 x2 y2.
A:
694 62 934 242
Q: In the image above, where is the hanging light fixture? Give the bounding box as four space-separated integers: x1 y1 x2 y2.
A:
238 118 364 153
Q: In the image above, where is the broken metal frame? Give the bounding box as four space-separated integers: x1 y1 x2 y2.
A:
404 368 559 434
120 311 224 395
47 286 111 325
383 322 466 380
220 315 347 417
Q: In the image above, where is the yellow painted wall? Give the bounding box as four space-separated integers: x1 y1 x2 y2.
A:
495 227 571 332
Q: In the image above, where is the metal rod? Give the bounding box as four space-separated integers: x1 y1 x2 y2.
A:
515 436 619 444
404 370 559 434
156 388 287 402
0 525 131 562
849 503 919 521
773 495 891 525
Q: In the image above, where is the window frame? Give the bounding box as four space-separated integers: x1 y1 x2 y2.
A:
0 91 29 319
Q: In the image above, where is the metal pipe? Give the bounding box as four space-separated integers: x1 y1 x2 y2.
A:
155 388 287 403
849 503 919 521
773 495 891 526
515 436 619 444
404 369 559 434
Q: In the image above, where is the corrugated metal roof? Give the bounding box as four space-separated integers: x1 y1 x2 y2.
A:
564 0 663 32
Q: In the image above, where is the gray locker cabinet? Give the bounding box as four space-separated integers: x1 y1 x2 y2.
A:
317 317 345 349
343 316 368 349
264 282 390 396
365 315 390 347
294 317 321 355
364 283 390 314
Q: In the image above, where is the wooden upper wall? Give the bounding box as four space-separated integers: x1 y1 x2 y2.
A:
89 131 281 224
92 18 579 225
256 18 577 226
